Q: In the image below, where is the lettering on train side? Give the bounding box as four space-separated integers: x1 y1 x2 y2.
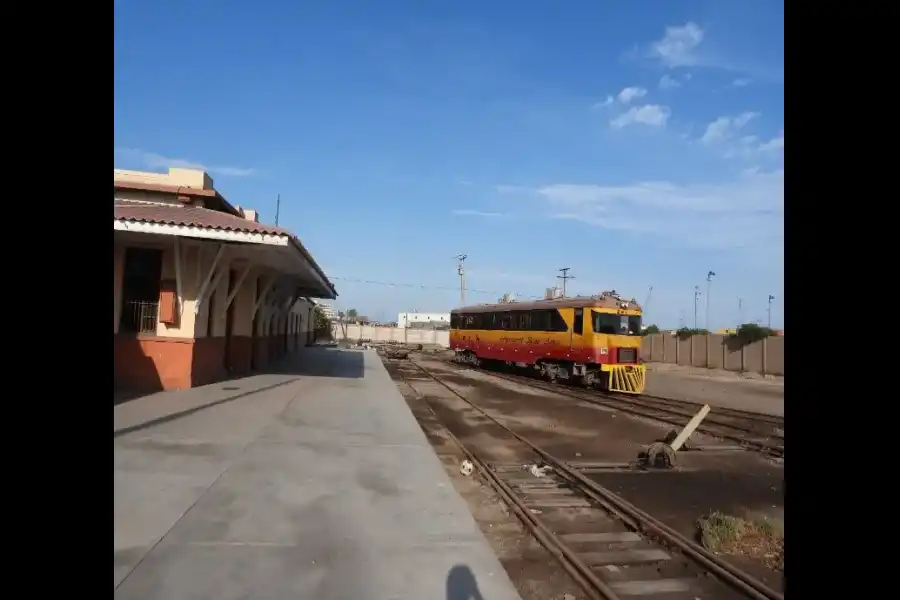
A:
499 336 560 346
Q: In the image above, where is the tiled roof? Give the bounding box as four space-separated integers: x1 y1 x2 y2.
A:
114 199 338 298
114 200 289 236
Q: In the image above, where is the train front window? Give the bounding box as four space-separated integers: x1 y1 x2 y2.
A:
592 311 641 336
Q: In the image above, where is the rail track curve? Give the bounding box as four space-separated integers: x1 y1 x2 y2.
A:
386 355 784 600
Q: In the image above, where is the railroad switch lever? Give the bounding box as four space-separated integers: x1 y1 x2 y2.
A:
638 404 712 470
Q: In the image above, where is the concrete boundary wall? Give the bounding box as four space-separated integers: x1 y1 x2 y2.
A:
332 324 450 347
330 326 785 376
640 333 784 376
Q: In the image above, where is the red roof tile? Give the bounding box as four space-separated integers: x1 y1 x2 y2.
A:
114 200 338 298
114 201 288 236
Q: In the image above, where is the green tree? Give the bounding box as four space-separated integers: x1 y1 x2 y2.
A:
347 308 359 321
676 327 709 340
314 306 331 332
642 324 660 335
729 323 776 346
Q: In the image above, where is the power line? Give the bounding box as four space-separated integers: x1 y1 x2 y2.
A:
455 254 467 305
327 276 543 300
557 267 574 297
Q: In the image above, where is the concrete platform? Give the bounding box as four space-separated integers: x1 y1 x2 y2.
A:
114 346 522 600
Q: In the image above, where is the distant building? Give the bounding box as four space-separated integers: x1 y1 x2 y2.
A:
398 312 450 329
314 300 337 321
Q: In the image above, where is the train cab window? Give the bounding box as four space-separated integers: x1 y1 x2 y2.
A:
592 311 642 336
450 314 460 329
464 315 478 329
573 308 584 335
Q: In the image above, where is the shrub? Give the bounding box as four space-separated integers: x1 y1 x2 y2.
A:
676 327 708 340
729 323 776 346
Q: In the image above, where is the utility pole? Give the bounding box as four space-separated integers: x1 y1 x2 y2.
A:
557 268 574 297
705 271 715 331
693 285 701 329
738 298 744 327
274 193 281 226
455 254 467 306
767 294 775 328
644 286 653 317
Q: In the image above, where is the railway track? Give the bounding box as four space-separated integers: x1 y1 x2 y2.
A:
435 356 784 458
385 355 783 600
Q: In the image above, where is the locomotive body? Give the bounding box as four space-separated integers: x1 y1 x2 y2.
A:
450 293 646 394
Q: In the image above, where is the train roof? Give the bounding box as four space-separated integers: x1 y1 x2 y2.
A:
452 295 642 314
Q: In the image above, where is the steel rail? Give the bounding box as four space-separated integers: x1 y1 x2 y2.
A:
391 358 617 599
629 392 783 425
448 361 784 457
404 358 784 600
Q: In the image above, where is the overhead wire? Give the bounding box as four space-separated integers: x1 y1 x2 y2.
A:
327 276 545 300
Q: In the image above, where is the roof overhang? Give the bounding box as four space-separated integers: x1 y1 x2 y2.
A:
113 180 241 216
114 219 337 299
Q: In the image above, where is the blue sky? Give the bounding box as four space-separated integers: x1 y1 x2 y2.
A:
114 0 784 329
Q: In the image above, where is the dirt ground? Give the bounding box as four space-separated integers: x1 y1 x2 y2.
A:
386 355 784 596
645 364 784 417
390 364 587 600
588 453 784 591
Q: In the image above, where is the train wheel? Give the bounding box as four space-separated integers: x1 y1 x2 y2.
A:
546 366 558 384
580 371 596 388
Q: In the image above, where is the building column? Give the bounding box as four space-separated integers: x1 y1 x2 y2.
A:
191 248 231 387
228 270 257 375
113 244 125 334
254 302 271 370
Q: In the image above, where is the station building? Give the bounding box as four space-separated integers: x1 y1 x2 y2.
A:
114 167 337 393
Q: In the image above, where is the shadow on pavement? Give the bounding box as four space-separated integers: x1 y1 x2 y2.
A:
446 565 485 600
261 346 366 379
113 378 299 438
114 347 368 438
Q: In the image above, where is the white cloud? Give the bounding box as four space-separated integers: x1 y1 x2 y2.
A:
700 112 759 144
114 147 257 177
757 132 784 153
729 78 752 88
452 209 506 218
723 131 784 160
650 22 704 68
617 86 648 104
699 114 782 162
610 104 670 129
658 75 681 89
523 169 784 253
591 95 615 110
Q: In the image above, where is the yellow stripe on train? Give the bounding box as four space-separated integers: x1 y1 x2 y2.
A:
601 364 646 394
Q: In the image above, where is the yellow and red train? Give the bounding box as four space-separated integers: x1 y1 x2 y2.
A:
449 292 646 394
